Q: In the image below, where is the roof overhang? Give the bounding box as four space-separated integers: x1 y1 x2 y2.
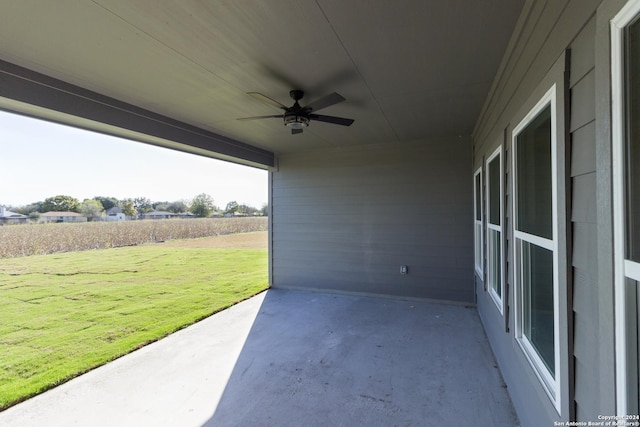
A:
0 59 275 169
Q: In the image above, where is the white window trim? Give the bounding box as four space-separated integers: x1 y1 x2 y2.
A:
474 167 483 276
511 84 561 412
611 0 640 415
486 146 504 313
514 230 555 252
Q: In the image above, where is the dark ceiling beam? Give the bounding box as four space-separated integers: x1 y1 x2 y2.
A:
0 59 275 168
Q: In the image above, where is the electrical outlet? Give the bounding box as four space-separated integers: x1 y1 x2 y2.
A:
400 265 408 275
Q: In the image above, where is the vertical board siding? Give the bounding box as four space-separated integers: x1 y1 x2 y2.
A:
272 137 473 303
474 3 602 426
569 14 599 419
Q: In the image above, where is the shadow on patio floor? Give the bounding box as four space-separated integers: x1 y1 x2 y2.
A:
205 289 518 426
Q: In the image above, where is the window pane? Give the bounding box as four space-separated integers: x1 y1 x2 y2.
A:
489 156 501 226
516 106 552 239
626 18 640 262
522 240 555 376
489 228 501 297
475 222 482 270
475 172 482 221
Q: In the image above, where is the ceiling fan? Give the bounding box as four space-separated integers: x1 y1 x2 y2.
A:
238 90 354 134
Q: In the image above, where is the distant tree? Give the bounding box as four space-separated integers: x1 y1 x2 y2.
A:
12 202 43 215
237 204 259 215
134 197 153 213
28 212 40 222
80 199 104 221
261 203 269 216
93 196 119 211
121 200 137 217
190 193 215 218
153 201 169 212
167 200 188 214
41 195 80 212
224 201 239 215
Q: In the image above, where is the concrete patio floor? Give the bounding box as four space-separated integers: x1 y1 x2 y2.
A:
0 289 519 426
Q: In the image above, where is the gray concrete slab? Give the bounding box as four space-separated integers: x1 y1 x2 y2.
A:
0 289 519 426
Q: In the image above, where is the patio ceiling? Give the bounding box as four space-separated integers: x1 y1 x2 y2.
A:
0 0 524 160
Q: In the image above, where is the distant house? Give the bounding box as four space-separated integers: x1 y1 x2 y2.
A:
140 211 176 220
105 206 126 221
39 211 87 223
0 206 28 225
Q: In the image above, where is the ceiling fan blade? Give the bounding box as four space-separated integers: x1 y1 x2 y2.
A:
309 114 354 126
236 115 282 121
291 128 304 135
247 92 287 110
303 92 345 112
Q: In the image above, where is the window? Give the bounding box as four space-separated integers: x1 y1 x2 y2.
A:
474 167 483 276
612 0 640 415
626 14 640 264
512 85 559 406
486 147 503 312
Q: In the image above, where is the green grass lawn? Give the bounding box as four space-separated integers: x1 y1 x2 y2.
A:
0 240 268 410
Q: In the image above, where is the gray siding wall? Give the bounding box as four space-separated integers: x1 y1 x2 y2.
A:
271 137 473 303
473 0 616 425
568 16 602 421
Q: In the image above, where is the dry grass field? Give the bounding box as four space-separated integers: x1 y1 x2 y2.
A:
159 230 267 249
0 217 267 258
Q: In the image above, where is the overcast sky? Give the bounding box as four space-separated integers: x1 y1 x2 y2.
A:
0 110 268 209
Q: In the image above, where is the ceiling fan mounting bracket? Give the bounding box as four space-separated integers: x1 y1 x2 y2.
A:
289 89 304 102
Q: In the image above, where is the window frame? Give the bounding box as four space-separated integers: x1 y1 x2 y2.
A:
486 146 503 313
511 84 561 411
612 0 640 415
474 167 484 276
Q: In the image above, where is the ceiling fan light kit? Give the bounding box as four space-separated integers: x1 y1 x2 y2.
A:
238 89 354 135
283 113 309 129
